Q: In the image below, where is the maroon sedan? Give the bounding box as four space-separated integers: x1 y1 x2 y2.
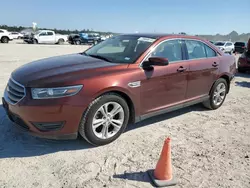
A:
2 34 236 146
237 38 250 73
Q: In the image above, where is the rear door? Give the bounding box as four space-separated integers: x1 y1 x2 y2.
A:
183 39 219 100
46 31 55 43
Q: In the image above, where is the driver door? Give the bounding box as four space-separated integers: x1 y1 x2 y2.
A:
140 39 189 116
38 31 47 43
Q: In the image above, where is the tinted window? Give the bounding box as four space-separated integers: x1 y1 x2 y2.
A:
39 32 47 36
0 30 3 33
185 40 206 59
225 43 232 46
215 42 225 46
150 40 183 62
47 32 53 36
234 42 245 47
204 44 217 57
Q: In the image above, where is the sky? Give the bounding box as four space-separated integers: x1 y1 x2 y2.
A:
0 0 249 35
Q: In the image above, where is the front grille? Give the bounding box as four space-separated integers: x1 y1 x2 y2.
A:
6 78 25 104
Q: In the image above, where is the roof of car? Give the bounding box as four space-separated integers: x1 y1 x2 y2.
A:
119 33 189 39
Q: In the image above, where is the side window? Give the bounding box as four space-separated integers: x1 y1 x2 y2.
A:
225 43 232 46
185 40 206 59
47 32 53 36
150 40 183 62
0 30 3 33
204 44 217 57
39 32 47 36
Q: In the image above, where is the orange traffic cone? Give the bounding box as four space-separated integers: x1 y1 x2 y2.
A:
148 137 177 187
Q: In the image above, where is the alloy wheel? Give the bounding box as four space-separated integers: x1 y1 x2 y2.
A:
92 102 124 139
213 83 226 106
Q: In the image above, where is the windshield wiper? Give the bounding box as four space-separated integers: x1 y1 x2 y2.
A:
87 54 112 62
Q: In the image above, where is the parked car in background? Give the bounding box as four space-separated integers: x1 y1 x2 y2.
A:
71 33 102 45
237 51 250 73
234 42 247 54
214 41 234 54
9 32 24 39
23 30 68 44
0 29 13 43
2 33 236 146
237 39 250 73
67 33 80 44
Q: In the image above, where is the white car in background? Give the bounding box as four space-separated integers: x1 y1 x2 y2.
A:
9 32 24 39
0 29 13 43
214 41 235 54
23 30 68 44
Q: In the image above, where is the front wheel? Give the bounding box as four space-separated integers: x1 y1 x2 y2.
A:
79 93 129 146
75 40 81 45
58 39 64 45
203 78 228 110
1 37 9 43
33 39 38 44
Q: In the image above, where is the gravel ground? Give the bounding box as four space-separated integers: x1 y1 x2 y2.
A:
0 41 249 188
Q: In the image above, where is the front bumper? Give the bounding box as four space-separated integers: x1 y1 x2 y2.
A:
2 88 87 140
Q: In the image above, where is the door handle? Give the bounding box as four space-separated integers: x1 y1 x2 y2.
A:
212 62 218 67
177 66 187 72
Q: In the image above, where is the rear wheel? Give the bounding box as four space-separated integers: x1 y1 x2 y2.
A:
1 37 9 43
203 78 228 110
58 39 64 45
79 93 129 146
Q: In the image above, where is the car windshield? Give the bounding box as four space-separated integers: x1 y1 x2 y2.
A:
83 35 156 64
215 42 225 46
34 30 42 35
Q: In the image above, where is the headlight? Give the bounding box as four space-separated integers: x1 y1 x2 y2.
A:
31 85 83 99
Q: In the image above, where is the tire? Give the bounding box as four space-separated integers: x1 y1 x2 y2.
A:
202 78 228 110
33 39 38 44
79 93 130 146
1 37 9 43
75 40 81 45
58 39 64 45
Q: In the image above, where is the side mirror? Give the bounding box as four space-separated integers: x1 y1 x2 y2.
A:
142 57 169 69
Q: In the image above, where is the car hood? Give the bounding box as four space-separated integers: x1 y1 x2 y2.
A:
11 53 122 87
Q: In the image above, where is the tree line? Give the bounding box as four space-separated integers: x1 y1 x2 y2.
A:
0 25 115 35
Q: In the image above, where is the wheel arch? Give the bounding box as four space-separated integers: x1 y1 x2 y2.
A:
93 88 136 124
1 36 10 40
211 74 230 95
